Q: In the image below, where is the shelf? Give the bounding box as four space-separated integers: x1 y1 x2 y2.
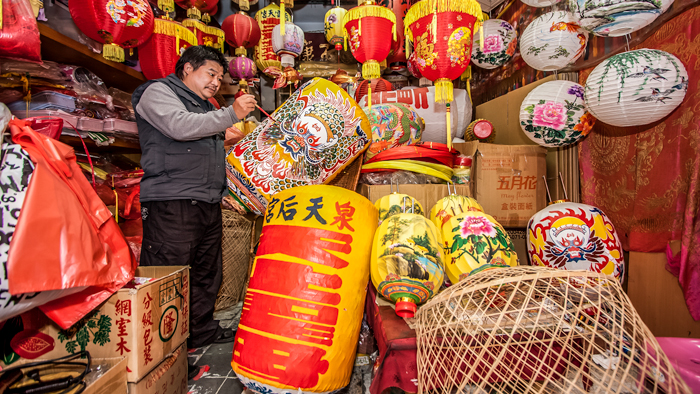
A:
59 135 141 153
38 23 147 93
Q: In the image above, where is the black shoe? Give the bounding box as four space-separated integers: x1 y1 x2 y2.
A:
188 363 200 380
214 327 236 344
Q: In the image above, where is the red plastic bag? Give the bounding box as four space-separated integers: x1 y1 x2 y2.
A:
7 119 135 295
0 0 42 63
25 117 63 140
110 170 143 220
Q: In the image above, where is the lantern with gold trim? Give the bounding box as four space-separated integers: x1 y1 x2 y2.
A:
139 18 198 80
69 0 155 63
405 0 482 150
222 12 261 57
175 0 217 22
182 18 225 52
324 6 347 54
255 3 291 77
232 0 257 12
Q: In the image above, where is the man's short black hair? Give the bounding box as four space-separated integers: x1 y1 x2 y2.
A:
175 45 228 79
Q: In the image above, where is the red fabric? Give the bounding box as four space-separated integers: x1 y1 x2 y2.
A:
140 19 194 80
222 13 261 49
7 119 135 295
0 0 41 63
69 0 154 48
578 6 700 319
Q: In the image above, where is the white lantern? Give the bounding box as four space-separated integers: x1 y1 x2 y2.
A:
520 11 588 71
271 22 304 68
584 49 688 128
471 19 517 70
519 80 595 148
569 0 674 37
521 0 561 7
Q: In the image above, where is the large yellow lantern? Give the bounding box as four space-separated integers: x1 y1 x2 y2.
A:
255 3 291 77
375 193 425 225
429 193 483 230
324 6 347 54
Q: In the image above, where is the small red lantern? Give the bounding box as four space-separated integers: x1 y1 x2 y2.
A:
222 12 261 57
182 18 225 52
355 78 393 103
69 0 155 62
342 0 396 81
139 18 198 79
175 0 217 21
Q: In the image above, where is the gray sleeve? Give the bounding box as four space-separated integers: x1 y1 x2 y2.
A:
135 82 240 141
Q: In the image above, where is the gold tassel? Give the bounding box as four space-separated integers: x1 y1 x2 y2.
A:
392 23 396 41
435 78 453 104
113 189 119 223
158 19 198 48
158 0 174 13
239 0 250 10
280 2 286 36
202 13 211 23
176 29 180 56
359 17 361 36
235 46 247 56
445 103 451 151
405 36 411 58
187 7 201 20
344 34 347 51
362 60 381 80
368 85 372 109
103 43 125 62
0 0 3 29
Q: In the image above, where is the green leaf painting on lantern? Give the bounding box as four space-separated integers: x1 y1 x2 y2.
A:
526 43 549 56
450 215 515 266
548 46 570 59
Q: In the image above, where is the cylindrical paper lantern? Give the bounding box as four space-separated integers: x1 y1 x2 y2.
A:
527 200 625 282
519 80 595 147
374 193 425 225
69 0 154 62
429 194 483 230
439 211 518 284
222 12 261 56
569 0 673 37
471 19 517 70
371 213 445 317
229 56 257 81
182 18 225 52
324 7 347 52
521 0 561 7
255 3 291 77
231 185 378 394
342 1 397 80
272 22 304 68
366 103 424 160
520 11 588 71
139 19 198 80
584 49 688 127
385 0 410 64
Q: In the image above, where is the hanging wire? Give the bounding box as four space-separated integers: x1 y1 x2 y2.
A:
558 172 569 200
543 175 552 203
624 34 631 52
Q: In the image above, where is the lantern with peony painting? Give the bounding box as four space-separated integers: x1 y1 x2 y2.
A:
271 22 304 68
519 80 595 148
139 18 198 80
342 1 397 83
255 3 291 77
222 12 261 57
182 18 225 52
519 11 588 71
69 0 155 62
175 0 217 21
324 7 347 54
405 0 482 149
471 19 517 70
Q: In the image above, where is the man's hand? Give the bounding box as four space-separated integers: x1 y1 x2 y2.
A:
224 126 245 145
233 94 257 120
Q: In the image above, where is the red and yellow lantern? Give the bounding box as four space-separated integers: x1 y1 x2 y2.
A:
405 0 482 148
138 18 198 80
69 0 155 63
222 12 261 57
342 1 396 81
255 3 291 77
182 18 225 52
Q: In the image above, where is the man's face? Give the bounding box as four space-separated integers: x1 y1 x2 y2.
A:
182 60 224 100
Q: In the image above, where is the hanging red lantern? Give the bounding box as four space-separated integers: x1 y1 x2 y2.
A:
69 0 155 62
222 12 261 56
254 3 291 77
405 0 482 149
355 77 393 103
385 0 409 64
139 18 198 80
182 17 225 52
175 0 217 21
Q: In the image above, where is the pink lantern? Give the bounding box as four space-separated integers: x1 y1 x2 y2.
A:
229 56 257 81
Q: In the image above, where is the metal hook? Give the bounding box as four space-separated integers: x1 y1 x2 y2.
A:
624 34 631 52
543 175 552 203
411 198 416 214
402 195 407 213
558 172 569 200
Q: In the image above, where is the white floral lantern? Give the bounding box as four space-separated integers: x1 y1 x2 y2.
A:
519 80 595 148
584 49 688 127
569 0 674 37
271 22 304 68
521 0 561 7
520 11 588 71
471 19 517 70
527 200 625 282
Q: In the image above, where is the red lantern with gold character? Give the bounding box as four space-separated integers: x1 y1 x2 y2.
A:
255 3 291 77
139 18 198 80
69 0 155 62
405 0 481 149
222 12 261 57
182 18 225 52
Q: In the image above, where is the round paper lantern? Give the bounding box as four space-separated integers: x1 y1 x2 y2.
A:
569 0 673 37
342 1 397 81
520 11 588 71
324 7 347 52
355 78 393 103
139 18 198 80
521 0 561 7
429 194 483 229
527 200 625 282
385 0 410 64
222 12 261 56
175 0 217 20
69 0 155 62
229 56 257 81
254 3 291 77
439 211 517 284
233 0 258 12
371 213 445 317
519 80 595 148
231 185 378 394
366 103 424 160
374 192 425 225
182 18 225 52
471 19 517 70
272 22 304 68
584 49 688 127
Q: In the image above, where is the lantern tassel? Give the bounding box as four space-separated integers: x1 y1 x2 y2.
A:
236 46 247 56
368 85 372 109
446 103 451 151
187 6 201 20
103 43 125 63
157 0 174 13
405 36 411 58
202 13 211 23
362 60 381 80
435 78 453 104
280 2 286 36
240 0 249 11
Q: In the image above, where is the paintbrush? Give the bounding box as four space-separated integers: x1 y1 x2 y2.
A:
256 104 278 124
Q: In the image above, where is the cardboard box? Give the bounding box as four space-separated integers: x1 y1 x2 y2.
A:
4 266 190 383
357 184 473 213
505 228 528 265
128 343 187 394
474 143 547 227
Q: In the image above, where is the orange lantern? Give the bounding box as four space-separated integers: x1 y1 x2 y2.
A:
405 0 481 149
182 18 225 52
139 18 198 80
69 0 155 62
222 12 261 56
255 3 291 77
